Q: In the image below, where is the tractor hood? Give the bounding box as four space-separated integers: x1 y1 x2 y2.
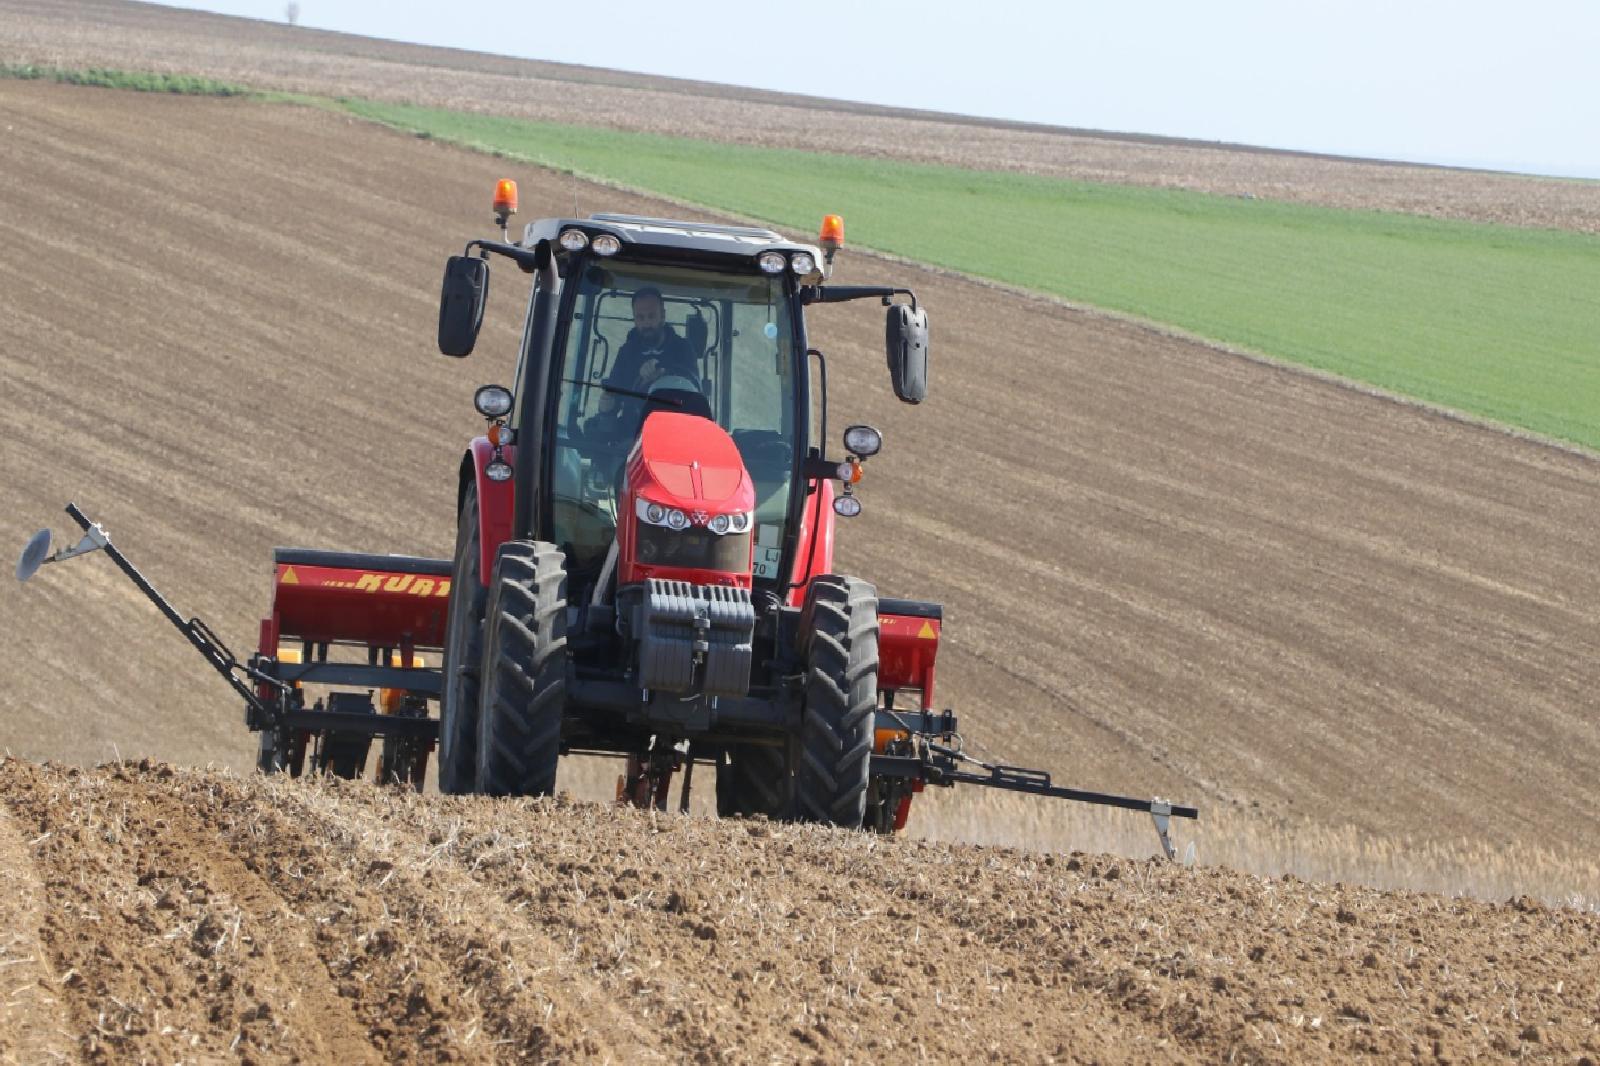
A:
619 411 757 589
627 412 755 515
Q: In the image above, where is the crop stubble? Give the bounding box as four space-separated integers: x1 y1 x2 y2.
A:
2 758 1597 1063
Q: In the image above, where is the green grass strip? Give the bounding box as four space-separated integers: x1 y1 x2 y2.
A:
343 99 1600 451
0 64 251 97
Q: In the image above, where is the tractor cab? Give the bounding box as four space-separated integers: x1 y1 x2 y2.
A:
545 254 801 592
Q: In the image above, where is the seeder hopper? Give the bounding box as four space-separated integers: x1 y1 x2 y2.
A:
19 181 1196 856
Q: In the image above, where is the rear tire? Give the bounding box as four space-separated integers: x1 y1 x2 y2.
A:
439 485 486 794
794 575 878 827
475 540 568 797
716 744 787 818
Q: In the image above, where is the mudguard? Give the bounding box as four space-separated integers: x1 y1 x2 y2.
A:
463 436 517 586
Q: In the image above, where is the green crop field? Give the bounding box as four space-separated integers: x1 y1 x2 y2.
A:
342 99 1600 451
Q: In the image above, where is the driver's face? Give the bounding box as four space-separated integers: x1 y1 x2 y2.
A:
633 297 665 341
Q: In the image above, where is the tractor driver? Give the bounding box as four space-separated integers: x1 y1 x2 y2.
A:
596 287 699 416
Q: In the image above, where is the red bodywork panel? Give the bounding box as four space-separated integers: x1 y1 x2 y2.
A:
467 436 517 586
620 412 757 588
878 611 941 710
785 480 837 606
876 605 942 832
268 558 451 649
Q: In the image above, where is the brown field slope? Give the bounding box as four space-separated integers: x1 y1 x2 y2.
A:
3 78 1600 889
2 758 1597 1064
3 0 1599 233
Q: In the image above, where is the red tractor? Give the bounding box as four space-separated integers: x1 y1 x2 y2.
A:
431 194 940 829
19 183 1195 849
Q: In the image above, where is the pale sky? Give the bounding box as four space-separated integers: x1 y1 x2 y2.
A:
159 0 1600 179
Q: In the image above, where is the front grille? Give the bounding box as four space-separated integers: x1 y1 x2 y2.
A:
636 525 751 573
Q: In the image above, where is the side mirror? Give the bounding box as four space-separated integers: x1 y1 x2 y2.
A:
438 255 489 357
885 303 928 404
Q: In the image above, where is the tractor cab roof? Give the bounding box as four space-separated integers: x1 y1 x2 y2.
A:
520 213 823 267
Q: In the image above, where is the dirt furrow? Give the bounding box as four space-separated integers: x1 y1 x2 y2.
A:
0 758 321 1062
0 798 76 1065
145 767 635 1062
283 775 1159 1062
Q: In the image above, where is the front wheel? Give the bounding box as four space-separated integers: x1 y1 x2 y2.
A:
793 575 879 827
475 540 568 797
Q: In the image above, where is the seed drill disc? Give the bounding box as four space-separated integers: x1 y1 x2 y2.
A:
15 529 52 583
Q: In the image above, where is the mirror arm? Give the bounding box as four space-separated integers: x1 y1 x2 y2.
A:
464 238 547 272
801 285 917 311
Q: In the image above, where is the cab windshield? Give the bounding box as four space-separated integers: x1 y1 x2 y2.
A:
551 261 799 583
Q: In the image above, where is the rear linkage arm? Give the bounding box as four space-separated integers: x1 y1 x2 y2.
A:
51 504 288 717
871 707 1198 860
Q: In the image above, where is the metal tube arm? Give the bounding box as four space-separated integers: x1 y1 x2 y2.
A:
63 503 283 715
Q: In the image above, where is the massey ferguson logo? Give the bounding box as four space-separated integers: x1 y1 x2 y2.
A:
690 510 709 526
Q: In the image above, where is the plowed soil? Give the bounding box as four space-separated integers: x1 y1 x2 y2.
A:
3 0 1600 233
3 77 1600 1061
2 758 1597 1064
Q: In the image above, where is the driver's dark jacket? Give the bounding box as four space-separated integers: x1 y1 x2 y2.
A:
606 325 697 391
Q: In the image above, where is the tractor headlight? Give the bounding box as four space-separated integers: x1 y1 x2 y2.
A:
833 494 862 517
636 497 682 529
591 233 621 256
486 460 513 482
706 511 753 535
558 228 590 252
757 251 786 274
635 499 750 535
790 251 816 275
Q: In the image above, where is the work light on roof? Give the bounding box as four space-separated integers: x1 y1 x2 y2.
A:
558 228 590 252
757 251 787 274
591 233 621 256
790 252 816 275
